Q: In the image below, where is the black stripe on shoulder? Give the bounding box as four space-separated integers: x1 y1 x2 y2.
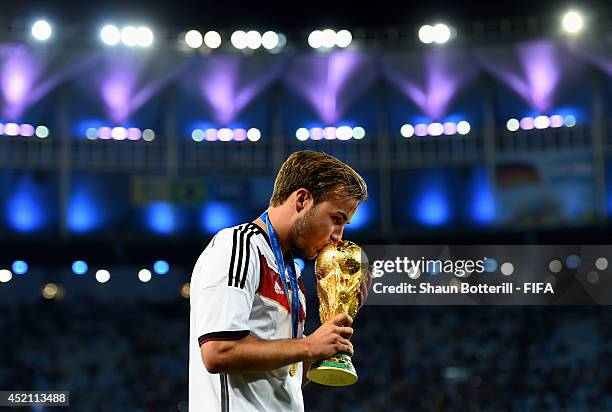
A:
245 222 272 248
238 230 256 288
198 330 250 346
234 225 257 288
233 228 246 287
227 229 239 287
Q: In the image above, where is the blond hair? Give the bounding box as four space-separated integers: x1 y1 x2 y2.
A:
269 150 368 207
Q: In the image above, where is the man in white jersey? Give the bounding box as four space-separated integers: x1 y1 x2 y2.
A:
189 150 368 411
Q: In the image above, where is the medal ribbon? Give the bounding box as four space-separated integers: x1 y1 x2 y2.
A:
260 211 300 339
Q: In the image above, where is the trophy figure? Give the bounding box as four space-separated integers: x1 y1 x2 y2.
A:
306 241 369 386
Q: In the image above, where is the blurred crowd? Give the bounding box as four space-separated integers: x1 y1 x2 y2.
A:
2 298 612 411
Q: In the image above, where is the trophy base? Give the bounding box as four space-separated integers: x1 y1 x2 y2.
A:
306 353 358 386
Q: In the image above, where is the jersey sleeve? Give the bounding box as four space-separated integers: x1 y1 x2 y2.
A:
191 226 261 346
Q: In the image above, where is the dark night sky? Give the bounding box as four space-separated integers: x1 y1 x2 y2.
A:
3 0 610 32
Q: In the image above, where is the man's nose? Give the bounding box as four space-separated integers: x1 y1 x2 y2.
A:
330 227 344 243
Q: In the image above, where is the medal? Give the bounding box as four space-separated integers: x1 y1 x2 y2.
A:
290 362 298 377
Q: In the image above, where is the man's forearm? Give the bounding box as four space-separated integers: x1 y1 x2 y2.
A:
204 334 311 374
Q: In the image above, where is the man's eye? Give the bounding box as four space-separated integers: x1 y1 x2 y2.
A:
333 217 341 225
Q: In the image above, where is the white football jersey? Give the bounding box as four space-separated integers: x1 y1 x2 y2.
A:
189 222 307 412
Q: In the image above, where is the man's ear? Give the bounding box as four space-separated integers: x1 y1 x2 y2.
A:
294 188 311 212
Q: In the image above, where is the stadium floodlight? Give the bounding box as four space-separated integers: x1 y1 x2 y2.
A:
135 26 153 47
321 29 336 48
185 30 203 49
35 125 49 138
308 30 323 49
336 126 352 140
296 128 309 141
153 260 170 275
401 121 468 137
506 118 520 132
562 10 584 34
12 261 28 275
31 20 52 41
418 25 435 44
72 261 88 276
204 31 222 49
352 127 366 139
296 126 365 141
218 128 234 141
0 269 12 283
5 123 19 136
138 269 152 282
121 26 138 46
95 270 111 284
433 23 451 44
261 31 279 50
427 122 444 136
246 30 262 50
534 115 550 129
100 25 121 46
456 121 470 135
549 115 564 128
231 31 248 49
401 124 415 138
247 128 261 141
142 129 155 141
419 23 452 44
336 30 352 48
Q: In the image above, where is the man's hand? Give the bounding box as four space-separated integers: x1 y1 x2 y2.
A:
303 312 354 361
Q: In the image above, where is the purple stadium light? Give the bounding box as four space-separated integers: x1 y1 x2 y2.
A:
19 123 35 136
217 128 233 141
519 117 534 130
111 126 127 140
233 128 247 141
309 127 323 140
324 127 336 140
383 49 478 121
285 52 376 125
190 55 282 126
533 115 550 129
401 121 470 137
474 40 581 113
97 127 112 139
102 72 135 124
296 125 364 141
414 124 428 137
0 44 96 121
443 122 457 135
5 122 19 136
0 123 49 138
549 115 564 128
190 127 256 142
506 114 575 132
127 127 142 140
1 46 38 120
204 128 218 141
427 122 444 136
92 52 188 124
85 126 150 141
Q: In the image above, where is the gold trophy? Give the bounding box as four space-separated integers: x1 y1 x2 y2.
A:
306 241 369 386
